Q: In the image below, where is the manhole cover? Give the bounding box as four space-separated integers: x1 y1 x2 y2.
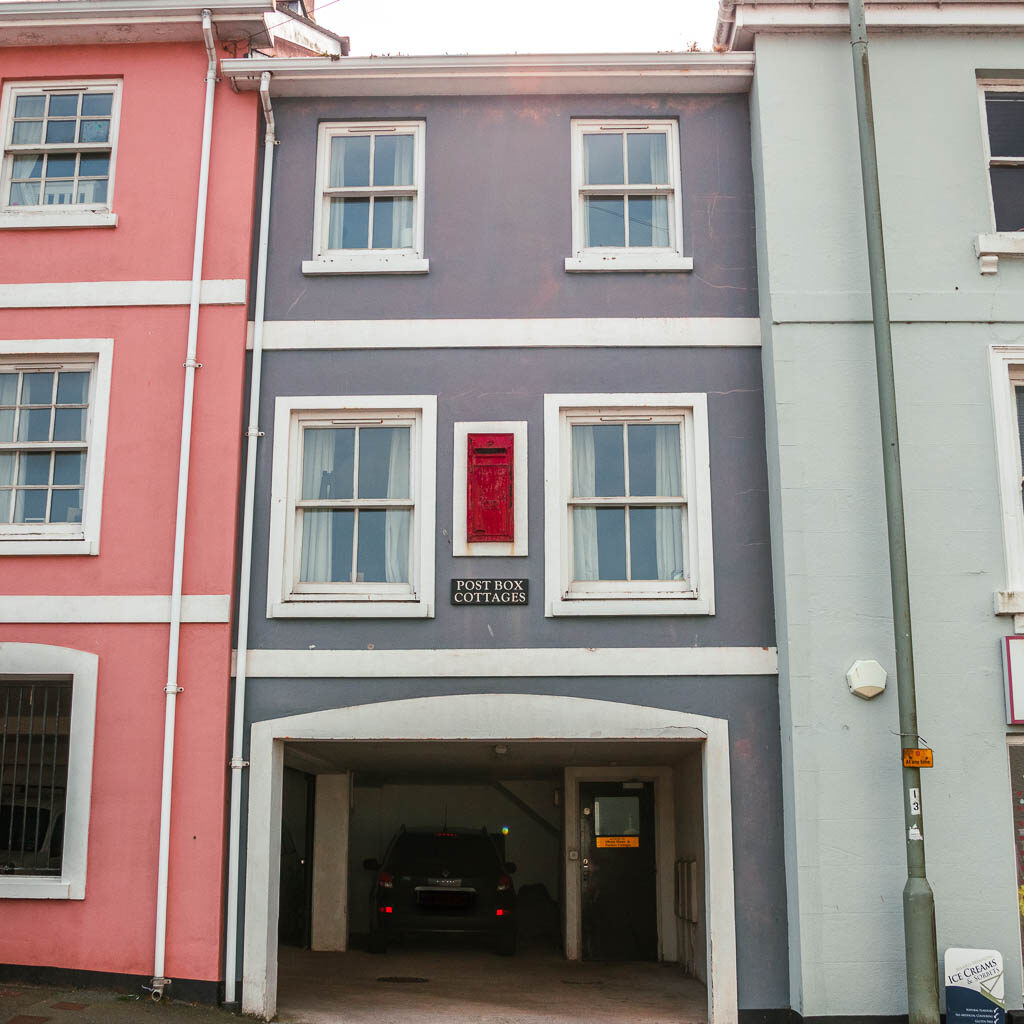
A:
377 976 429 984
560 979 604 986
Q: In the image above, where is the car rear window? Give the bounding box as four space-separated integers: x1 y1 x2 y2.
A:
388 833 500 875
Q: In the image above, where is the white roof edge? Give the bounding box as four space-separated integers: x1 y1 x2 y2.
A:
0 0 272 15
222 52 755 96
718 2 1024 50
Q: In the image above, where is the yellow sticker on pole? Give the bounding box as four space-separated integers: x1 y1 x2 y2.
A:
902 748 933 768
596 836 640 848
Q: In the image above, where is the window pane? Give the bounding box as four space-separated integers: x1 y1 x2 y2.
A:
81 93 113 116
987 94 1024 157
14 95 45 118
0 489 9 523
0 410 12 442
627 132 669 184
78 119 109 144
628 424 681 496
583 132 623 184
373 134 414 186
991 167 1024 232
629 506 684 580
357 426 410 498
328 197 369 249
53 453 85 486
11 121 42 145
372 196 414 249
18 453 50 486
43 181 75 205
56 372 89 405
50 490 83 523
595 507 627 580
329 134 370 187
627 196 670 247
14 489 47 523
0 454 13 486
24 373 52 404
302 427 354 500
19 409 51 442
79 154 110 177
47 154 76 178
0 374 14 405
45 121 76 144
300 508 354 582
76 179 107 204
53 408 85 442
356 508 410 583
12 155 43 179
584 196 625 247
48 94 79 117
594 795 639 835
9 182 40 205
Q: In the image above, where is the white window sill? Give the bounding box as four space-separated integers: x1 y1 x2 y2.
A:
547 594 713 617
0 210 117 230
564 252 693 274
995 591 1024 615
0 536 97 555
975 233 1024 274
0 876 80 899
302 255 429 276
270 599 433 619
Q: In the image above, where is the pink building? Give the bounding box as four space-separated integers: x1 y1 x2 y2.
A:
0 0 339 1002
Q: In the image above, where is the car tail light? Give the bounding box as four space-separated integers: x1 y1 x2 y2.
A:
497 874 513 892
379 905 393 914
496 909 505 916
377 870 394 889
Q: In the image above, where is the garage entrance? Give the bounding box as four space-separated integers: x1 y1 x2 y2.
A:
242 695 737 1023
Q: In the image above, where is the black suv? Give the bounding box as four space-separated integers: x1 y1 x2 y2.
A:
364 826 517 955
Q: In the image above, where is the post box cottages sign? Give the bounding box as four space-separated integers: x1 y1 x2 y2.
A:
944 948 1005 1024
451 579 528 605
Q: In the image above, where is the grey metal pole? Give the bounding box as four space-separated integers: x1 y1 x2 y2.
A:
846 2 941 1021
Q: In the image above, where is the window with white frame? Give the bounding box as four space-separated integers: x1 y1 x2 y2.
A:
0 80 121 228
0 341 112 556
267 396 436 617
565 119 691 273
303 121 428 275
0 643 97 900
982 87 1024 233
544 394 713 616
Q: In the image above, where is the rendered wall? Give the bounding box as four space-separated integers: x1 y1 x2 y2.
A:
751 31 1024 1017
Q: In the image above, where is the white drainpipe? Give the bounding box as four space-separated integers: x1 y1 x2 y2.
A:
150 8 218 1002
223 69 276 1009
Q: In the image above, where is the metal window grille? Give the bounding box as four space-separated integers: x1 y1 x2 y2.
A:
0 680 71 875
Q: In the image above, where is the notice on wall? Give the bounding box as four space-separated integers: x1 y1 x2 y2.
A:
945 948 1005 1024
450 578 528 605
596 837 639 848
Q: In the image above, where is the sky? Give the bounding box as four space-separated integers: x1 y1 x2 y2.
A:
312 0 718 57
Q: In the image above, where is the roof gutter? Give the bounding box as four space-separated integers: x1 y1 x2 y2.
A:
713 0 737 51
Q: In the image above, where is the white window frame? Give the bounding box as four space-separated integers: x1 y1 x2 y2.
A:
0 79 121 231
544 393 713 617
975 81 1024 272
990 348 1024 609
452 420 528 557
565 119 691 274
267 395 436 618
0 643 97 900
302 121 428 276
0 339 112 556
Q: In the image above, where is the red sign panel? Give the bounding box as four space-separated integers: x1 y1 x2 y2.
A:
467 433 514 542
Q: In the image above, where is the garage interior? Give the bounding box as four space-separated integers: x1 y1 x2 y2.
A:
274 739 710 1023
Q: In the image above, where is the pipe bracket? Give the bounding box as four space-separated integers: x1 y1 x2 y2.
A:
164 685 184 694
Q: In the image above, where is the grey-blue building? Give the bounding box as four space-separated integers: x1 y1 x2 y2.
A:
221 52 783 1024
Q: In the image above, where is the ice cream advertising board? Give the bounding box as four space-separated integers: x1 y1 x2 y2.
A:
945 948 1005 1024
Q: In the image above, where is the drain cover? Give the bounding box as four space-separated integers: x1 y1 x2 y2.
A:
377 976 429 984
560 979 604 986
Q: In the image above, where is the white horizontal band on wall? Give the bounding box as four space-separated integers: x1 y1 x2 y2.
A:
250 317 762 350
0 279 247 309
234 645 778 678
0 594 231 623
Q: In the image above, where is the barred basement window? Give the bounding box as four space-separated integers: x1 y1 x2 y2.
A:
0 680 71 877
